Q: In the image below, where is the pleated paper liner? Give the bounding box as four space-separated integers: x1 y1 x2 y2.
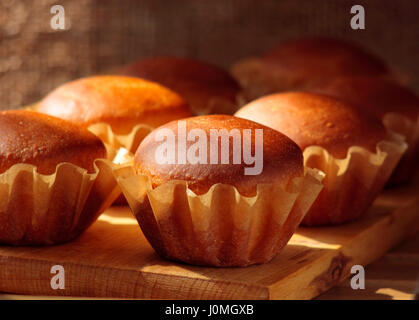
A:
0 159 124 245
301 131 407 226
115 166 324 267
87 123 154 161
87 123 154 206
383 113 419 185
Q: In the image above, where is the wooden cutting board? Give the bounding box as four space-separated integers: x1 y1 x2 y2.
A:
0 178 418 300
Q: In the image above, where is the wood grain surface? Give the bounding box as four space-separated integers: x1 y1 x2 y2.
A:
0 177 418 300
316 232 419 300
2 233 418 300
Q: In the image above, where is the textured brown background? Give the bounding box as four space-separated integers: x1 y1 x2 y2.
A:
1 0 418 109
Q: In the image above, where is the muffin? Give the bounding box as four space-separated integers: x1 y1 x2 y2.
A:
235 92 407 225
116 115 323 266
35 75 192 157
120 57 242 115
0 110 120 245
231 37 394 102
306 76 419 184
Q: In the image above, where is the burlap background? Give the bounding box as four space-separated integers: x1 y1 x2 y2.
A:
1 0 418 109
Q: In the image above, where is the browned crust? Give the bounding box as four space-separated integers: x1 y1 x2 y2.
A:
0 110 106 174
134 115 303 196
262 37 390 79
305 76 419 121
35 75 192 134
235 92 387 159
121 57 241 115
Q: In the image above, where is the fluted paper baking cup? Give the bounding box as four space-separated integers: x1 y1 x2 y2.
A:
115 166 324 267
383 113 419 184
0 159 123 245
301 132 407 226
88 123 154 161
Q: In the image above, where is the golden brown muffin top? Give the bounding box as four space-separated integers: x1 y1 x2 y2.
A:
306 76 419 121
0 110 106 174
135 115 303 196
235 92 387 159
262 38 390 79
36 75 192 134
121 57 241 115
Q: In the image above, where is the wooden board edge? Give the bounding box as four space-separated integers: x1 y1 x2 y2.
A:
0 256 270 300
266 198 419 300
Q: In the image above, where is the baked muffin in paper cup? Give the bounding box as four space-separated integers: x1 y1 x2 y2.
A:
0 110 123 245
304 76 419 185
113 115 325 267
33 75 192 160
301 131 407 226
235 92 408 226
116 164 323 267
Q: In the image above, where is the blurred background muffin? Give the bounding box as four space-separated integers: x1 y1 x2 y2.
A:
235 92 407 225
35 75 191 157
35 75 191 135
1 0 418 110
120 57 242 115
306 76 419 184
231 37 396 101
